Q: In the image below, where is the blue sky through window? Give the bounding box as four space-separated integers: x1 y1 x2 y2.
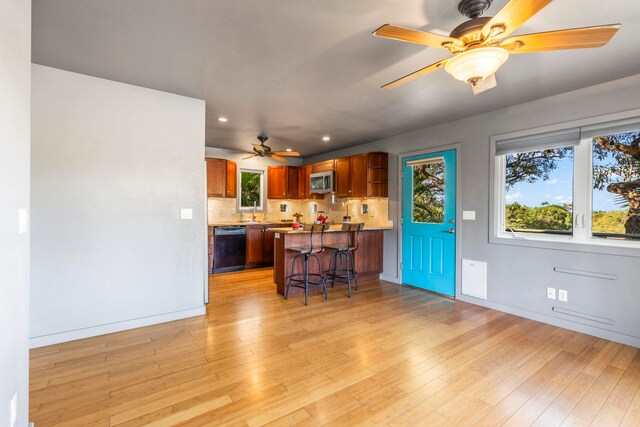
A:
505 152 620 212
506 156 574 209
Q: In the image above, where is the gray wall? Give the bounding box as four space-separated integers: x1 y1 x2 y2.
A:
31 65 207 347
306 74 640 347
0 0 31 425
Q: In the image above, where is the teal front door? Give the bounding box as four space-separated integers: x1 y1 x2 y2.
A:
402 150 456 296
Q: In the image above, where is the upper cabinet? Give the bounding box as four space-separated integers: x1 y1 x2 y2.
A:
298 165 323 200
335 152 388 198
226 161 237 198
265 152 387 200
366 152 388 198
335 157 351 198
267 166 299 199
206 158 236 198
312 159 334 173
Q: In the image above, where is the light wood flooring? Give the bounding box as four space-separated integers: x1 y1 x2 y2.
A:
30 269 640 426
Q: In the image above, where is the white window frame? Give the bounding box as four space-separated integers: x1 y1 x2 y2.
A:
490 109 640 257
237 168 265 212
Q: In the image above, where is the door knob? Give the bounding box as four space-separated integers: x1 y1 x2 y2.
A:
442 228 455 233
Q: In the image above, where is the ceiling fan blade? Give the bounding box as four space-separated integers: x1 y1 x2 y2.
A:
373 24 463 49
270 155 288 163
482 0 553 41
500 24 621 54
381 58 449 90
272 151 301 156
242 154 256 160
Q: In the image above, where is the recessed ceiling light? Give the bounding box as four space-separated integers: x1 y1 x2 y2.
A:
322 136 331 142
286 148 292 152
217 117 228 122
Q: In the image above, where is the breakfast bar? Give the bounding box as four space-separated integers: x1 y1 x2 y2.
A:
270 225 389 296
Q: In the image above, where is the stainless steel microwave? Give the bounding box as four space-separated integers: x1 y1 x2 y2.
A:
310 171 333 194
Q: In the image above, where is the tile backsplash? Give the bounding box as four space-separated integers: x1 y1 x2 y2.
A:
208 196 391 226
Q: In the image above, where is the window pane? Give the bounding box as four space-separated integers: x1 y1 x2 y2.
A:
412 160 444 224
592 131 640 240
504 147 574 235
240 171 262 208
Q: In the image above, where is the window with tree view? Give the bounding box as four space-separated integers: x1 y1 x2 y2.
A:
592 131 640 240
412 159 445 224
497 121 640 247
239 170 263 210
505 147 574 235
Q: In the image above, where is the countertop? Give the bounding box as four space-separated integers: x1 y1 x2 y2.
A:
208 221 291 227
267 225 393 233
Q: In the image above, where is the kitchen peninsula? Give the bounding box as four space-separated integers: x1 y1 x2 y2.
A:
271 225 391 295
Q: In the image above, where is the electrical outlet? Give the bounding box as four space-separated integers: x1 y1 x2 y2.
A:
558 289 568 302
10 392 17 427
547 287 556 300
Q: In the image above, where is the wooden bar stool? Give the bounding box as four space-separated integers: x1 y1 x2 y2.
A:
324 223 363 298
285 223 329 305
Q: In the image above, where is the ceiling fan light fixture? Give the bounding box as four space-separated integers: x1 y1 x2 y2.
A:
444 47 509 85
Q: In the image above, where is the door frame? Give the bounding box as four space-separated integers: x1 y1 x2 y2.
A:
397 143 462 298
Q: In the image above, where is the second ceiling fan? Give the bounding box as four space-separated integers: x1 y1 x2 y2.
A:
243 135 300 162
373 0 621 92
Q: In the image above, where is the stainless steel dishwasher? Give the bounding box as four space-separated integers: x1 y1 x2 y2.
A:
213 226 246 273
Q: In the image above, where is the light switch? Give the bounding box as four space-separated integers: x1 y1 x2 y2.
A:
462 210 476 221
18 209 28 234
180 208 193 220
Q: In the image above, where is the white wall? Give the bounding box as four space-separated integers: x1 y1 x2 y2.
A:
31 65 207 347
306 73 640 347
0 0 31 425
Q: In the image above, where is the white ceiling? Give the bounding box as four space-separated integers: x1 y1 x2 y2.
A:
32 0 640 157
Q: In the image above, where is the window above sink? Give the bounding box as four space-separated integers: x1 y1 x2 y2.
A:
238 169 265 212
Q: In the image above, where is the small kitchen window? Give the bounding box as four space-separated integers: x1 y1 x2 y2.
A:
238 169 264 211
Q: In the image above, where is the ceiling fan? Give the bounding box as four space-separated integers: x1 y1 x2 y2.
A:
242 135 300 162
373 0 621 93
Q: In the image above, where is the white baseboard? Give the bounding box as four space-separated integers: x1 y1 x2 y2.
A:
456 295 640 348
29 306 206 348
379 274 402 284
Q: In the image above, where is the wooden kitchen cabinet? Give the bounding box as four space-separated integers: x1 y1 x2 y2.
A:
298 165 323 200
367 152 388 198
312 159 334 173
334 157 351 198
206 158 237 198
246 223 278 268
264 228 276 263
208 226 214 274
349 153 368 198
267 166 299 199
225 160 237 198
267 166 286 199
246 225 265 265
334 152 388 198
287 167 299 199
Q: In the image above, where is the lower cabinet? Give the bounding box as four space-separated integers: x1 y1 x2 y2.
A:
246 224 278 268
208 226 214 274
